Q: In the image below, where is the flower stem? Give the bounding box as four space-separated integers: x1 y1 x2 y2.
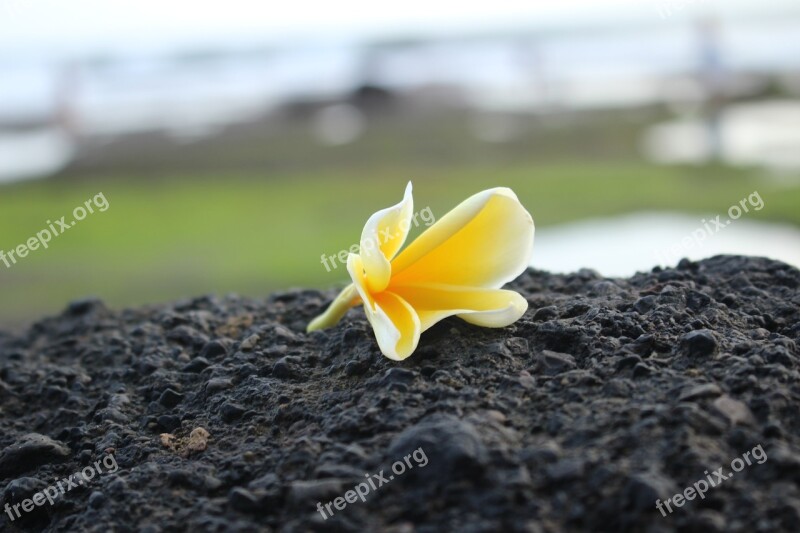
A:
306 284 360 332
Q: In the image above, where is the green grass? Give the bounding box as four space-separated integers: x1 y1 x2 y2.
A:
1 160 799 327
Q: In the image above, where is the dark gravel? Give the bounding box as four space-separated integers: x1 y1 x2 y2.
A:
1 255 799 532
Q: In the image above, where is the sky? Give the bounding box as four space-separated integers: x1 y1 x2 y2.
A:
2 0 794 59
0 0 800 60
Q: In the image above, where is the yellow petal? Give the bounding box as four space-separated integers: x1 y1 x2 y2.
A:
346 253 375 311
370 291 421 360
359 181 414 293
390 282 528 331
305 284 361 332
347 253 421 360
390 187 534 289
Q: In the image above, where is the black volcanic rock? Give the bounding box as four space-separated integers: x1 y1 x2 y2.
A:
0 255 798 532
0 434 71 478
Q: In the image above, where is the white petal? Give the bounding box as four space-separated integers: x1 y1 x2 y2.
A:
359 182 414 292
390 282 528 331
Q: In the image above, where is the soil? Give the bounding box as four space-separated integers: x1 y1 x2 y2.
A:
1 255 799 532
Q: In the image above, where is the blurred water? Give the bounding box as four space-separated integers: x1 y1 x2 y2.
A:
2 20 800 126
0 128 74 183
643 100 800 169
534 213 800 276
1 19 800 181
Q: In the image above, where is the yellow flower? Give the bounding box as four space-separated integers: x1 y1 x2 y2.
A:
307 182 535 360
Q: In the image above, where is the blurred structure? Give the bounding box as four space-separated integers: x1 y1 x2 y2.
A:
697 17 724 161
1 2 799 181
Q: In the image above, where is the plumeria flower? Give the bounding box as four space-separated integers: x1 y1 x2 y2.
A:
307 182 534 360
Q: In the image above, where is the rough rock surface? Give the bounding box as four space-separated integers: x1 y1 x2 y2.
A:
1 255 799 532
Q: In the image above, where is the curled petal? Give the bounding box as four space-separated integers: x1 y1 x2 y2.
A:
305 284 361 332
347 253 375 311
359 181 414 293
390 282 528 331
347 254 422 360
390 187 534 289
370 292 421 361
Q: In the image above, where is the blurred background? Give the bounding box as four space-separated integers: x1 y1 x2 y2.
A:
2 0 800 328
